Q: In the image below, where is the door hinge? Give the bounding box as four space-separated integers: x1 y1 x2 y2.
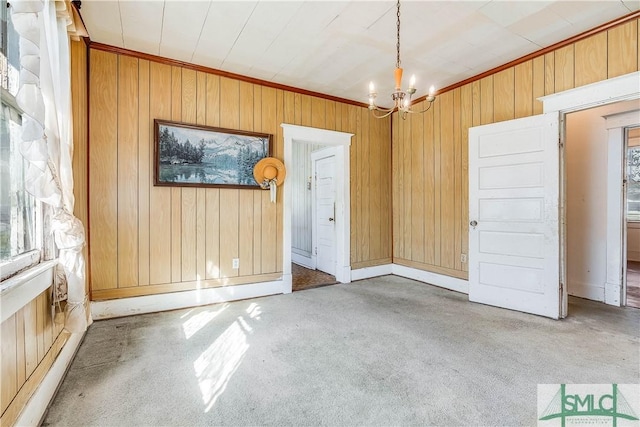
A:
559 282 563 293
559 139 563 148
315 247 317 255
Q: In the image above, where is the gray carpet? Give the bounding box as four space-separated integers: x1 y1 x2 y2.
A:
43 275 640 426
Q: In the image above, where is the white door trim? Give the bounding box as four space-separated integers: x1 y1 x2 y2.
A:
282 124 353 292
541 71 640 307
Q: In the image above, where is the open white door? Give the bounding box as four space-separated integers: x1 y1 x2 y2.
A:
312 148 337 276
469 112 564 319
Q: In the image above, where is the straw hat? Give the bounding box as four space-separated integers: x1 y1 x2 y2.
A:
253 157 286 187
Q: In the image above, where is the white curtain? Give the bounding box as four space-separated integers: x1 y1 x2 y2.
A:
11 0 89 333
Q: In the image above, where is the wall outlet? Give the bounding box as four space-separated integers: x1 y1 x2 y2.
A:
232 258 240 269
460 254 468 263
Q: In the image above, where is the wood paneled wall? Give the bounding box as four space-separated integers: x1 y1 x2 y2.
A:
392 18 640 280
0 288 67 427
88 48 391 298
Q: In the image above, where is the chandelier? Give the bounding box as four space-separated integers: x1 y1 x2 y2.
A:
368 0 436 120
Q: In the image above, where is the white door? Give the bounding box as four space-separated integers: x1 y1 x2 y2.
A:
469 112 564 319
312 149 337 276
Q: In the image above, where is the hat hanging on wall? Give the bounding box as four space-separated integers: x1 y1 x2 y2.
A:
253 157 286 203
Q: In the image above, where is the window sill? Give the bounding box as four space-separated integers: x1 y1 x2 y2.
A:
1 259 58 323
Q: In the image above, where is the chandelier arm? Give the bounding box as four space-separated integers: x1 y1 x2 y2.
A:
370 108 396 119
406 101 435 115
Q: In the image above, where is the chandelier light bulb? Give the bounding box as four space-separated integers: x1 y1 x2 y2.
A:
429 85 435 96
409 75 416 89
369 81 375 94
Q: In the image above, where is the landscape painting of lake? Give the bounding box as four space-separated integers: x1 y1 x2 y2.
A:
154 120 272 189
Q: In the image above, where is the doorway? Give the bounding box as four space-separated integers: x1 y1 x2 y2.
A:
565 102 640 308
625 126 640 308
281 124 353 293
468 71 640 318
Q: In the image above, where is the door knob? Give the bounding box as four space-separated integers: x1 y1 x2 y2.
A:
470 220 478 228
329 217 335 222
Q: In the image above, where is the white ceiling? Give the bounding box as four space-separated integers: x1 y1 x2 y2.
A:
80 0 639 104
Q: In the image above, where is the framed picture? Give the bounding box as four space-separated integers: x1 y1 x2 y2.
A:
154 119 273 188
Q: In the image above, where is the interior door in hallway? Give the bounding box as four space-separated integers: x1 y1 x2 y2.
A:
468 112 564 319
312 148 337 276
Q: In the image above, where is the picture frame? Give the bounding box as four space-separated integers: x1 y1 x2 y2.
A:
154 119 273 189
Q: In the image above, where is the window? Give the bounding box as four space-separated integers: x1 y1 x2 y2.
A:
626 128 640 222
0 2 43 281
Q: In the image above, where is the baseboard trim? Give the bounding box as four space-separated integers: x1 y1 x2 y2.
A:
351 264 392 281
15 331 84 427
391 264 469 294
91 279 286 320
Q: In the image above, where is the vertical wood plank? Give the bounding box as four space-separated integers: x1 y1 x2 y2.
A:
196 72 207 280
138 59 150 286
608 20 638 78
514 60 533 119
440 91 455 269
380 116 392 259
220 190 239 278
532 56 545 115
410 101 425 264
275 90 285 271
360 108 370 262
301 95 312 127
148 61 172 285
433 98 441 266
15 308 26 387
205 189 220 279
171 67 183 283
1 315 17 414
311 96 325 128
544 52 555 95
391 113 400 260
239 191 255 276
253 191 262 273
35 292 45 360
117 55 139 288
480 76 494 125
460 83 472 271
493 68 515 123
181 188 197 281
23 299 37 378
326 100 336 131
453 88 462 271
574 32 607 87
181 69 197 282
205 74 221 280
423 101 435 265
89 50 118 290
369 113 382 260
261 87 278 273
554 44 574 92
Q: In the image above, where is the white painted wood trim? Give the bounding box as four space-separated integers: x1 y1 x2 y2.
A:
15 331 85 427
605 126 626 307
91 280 285 320
604 110 640 129
292 252 314 269
282 124 353 287
541 72 640 113
391 264 469 294
1 260 57 323
569 282 605 302
351 264 392 281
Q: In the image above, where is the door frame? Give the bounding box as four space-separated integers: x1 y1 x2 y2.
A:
311 146 338 276
282 124 353 293
603 112 640 306
540 71 640 308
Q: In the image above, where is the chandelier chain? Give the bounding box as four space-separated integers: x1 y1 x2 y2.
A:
396 0 401 68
